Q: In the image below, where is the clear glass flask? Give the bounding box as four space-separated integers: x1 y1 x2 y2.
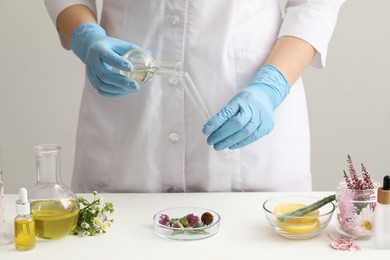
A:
121 49 231 158
29 144 80 239
0 147 13 245
120 49 182 87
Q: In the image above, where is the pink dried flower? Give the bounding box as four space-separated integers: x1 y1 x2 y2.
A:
343 170 353 189
347 155 364 189
361 163 374 190
336 188 356 233
186 214 200 228
158 212 210 230
343 155 375 191
328 234 361 251
337 155 377 238
159 214 170 226
171 220 184 229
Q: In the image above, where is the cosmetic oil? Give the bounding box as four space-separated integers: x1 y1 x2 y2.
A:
32 199 79 239
14 187 35 251
120 48 156 85
29 144 80 239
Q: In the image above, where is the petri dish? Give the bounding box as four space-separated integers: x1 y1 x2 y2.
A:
153 207 221 240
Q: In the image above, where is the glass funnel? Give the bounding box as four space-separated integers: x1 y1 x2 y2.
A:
29 144 80 239
0 147 13 245
120 49 231 158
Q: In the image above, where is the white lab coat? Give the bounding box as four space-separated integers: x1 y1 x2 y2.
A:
45 0 345 193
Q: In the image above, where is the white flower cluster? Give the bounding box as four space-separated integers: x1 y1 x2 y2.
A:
72 191 114 237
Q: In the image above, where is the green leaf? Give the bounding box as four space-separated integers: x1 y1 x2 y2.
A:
277 194 336 222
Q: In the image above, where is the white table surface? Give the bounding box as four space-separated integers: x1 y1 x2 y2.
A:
0 192 385 259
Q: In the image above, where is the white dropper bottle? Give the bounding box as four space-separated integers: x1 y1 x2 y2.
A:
374 175 390 249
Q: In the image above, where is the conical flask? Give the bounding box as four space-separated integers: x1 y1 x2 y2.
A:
29 144 79 239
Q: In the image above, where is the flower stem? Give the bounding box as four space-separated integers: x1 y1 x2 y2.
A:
79 198 100 214
277 194 336 222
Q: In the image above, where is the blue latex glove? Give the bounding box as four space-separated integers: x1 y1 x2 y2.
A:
202 64 290 150
72 22 140 97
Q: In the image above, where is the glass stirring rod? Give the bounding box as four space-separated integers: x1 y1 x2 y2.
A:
121 49 232 158
177 72 232 158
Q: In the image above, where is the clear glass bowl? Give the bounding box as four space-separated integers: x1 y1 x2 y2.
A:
153 207 221 240
263 195 335 240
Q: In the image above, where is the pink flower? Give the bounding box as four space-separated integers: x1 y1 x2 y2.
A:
186 214 200 228
159 214 170 226
361 163 374 190
337 189 356 233
337 155 377 238
347 155 364 189
171 220 184 229
344 155 375 191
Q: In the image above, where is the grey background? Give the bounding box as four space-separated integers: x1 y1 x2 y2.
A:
0 0 389 193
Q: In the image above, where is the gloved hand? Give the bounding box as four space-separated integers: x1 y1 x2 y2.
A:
72 22 140 97
202 64 290 150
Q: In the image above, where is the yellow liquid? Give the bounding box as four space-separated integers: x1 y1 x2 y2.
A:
14 217 36 251
32 199 79 239
274 203 320 235
121 66 155 85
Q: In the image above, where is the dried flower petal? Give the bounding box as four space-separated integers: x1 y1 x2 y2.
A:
328 234 361 251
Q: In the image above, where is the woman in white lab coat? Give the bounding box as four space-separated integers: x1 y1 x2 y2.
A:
45 0 345 193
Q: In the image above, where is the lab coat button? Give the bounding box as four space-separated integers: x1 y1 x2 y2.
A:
170 15 181 25
168 75 179 85
168 132 180 143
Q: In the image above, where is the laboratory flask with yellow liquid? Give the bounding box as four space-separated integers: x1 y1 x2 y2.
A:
29 144 79 239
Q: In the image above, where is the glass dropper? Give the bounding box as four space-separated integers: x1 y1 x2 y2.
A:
121 49 231 158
